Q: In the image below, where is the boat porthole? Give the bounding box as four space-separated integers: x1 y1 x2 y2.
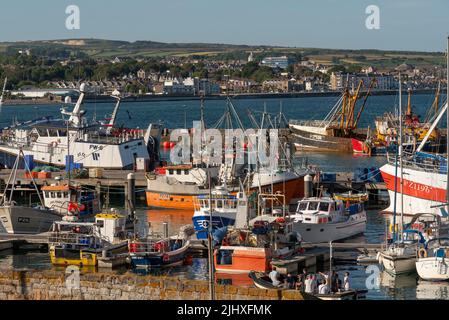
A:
320 229 324 232
306 228 311 231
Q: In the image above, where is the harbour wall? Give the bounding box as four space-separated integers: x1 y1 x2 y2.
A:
0 269 306 300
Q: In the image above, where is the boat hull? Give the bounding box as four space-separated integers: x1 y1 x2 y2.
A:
193 215 236 240
0 206 61 234
130 241 190 268
416 257 449 281
290 127 353 153
146 174 305 212
0 138 149 170
49 242 128 267
379 163 446 217
290 212 367 243
215 247 272 273
379 252 416 275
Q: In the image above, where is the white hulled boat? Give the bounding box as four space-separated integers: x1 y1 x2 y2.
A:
378 230 424 275
288 197 367 243
416 238 449 281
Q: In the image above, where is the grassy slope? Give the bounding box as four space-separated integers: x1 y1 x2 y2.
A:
0 39 444 68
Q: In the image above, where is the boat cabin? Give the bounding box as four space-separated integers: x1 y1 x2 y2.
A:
294 198 345 224
423 238 449 258
49 213 126 246
194 189 238 213
155 165 219 186
42 184 100 218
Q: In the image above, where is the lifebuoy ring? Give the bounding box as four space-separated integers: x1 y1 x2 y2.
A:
162 254 170 263
418 248 427 259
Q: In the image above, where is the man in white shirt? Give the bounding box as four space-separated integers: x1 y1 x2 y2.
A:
318 280 329 294
343 272 350 291
269 269 281 287
304 275 313 293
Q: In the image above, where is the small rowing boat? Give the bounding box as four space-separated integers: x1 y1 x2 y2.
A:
248 271 367 300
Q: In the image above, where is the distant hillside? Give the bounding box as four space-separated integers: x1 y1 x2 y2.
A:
0 38 445 68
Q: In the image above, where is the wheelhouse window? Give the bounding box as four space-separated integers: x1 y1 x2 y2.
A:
319 202 330 212
298 202 308 211
308 202 318 211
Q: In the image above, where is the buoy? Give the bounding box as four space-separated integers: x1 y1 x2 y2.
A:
162 141 171 149
169 142 175 148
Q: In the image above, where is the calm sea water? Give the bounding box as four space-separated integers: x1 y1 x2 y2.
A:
1 94 448 299
0 93 446 130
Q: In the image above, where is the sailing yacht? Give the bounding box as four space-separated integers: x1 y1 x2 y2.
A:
0 83 159 169
416 237 449 281
378 74 422 275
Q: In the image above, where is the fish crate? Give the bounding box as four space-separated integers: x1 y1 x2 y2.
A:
89 168 104 179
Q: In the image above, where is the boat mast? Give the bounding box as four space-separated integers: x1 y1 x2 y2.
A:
399 73 404 240
446 36 449 208
207 171 215 300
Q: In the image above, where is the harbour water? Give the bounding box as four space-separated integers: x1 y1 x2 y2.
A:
0 93 445 130
1 208 449 300
0 93 448 300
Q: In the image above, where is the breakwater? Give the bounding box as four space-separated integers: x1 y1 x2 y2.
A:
0 269 307 300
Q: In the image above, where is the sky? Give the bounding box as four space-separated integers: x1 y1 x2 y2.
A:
1 0 448 52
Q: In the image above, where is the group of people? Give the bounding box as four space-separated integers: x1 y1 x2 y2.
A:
268 268 351 295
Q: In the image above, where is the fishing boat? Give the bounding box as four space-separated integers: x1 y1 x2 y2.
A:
192 185 252 239
289 79 375 153
248 271 367 300
380 38 449 218
128 225 194 268
48 212 129 267
416 238 449 281
0 150 62 234
288 197 367 243
146 96 309 212
215 214 302 274
354 87 445 156
0 83 159 170
41 184 100 219
146 165 220 211
0 77 6 107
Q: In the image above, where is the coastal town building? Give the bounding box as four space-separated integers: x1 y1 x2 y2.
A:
330 72 396 91
261 56 294 69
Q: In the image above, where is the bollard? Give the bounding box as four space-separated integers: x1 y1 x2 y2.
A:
127 173 136 218
304 174 313 198
163 222 169 238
